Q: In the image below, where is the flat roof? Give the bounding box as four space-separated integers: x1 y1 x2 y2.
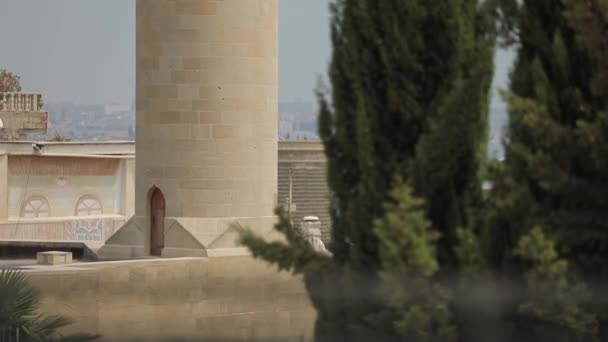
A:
0 141 135 158
0 140 323 157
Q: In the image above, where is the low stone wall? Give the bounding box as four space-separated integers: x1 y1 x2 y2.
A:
25 257 316 341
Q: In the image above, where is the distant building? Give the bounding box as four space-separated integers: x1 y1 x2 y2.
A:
290 130 319 140
104 104 131 115
278 141 331 242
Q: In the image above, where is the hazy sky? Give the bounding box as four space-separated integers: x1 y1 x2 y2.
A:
1 0 511 106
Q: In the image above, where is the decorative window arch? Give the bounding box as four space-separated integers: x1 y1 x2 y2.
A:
75 195 103 216
21 196 50 218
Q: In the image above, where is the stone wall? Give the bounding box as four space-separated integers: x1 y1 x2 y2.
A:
0 110 48 136
26 257 316 341
5 156 133 219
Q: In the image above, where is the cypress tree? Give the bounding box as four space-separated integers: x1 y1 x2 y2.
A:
485 0 608 339
241 0 494 340
411 0 495 267
488 0 608 281
319 0 470 270
373 181 456 342
565 2 608 337
321 0 494 273
565 0 608 99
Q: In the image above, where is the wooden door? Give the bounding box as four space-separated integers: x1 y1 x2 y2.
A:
150 188 165 256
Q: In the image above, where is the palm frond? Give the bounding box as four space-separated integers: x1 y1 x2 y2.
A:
0 268 42 330
58 333 102 341
0 268 75 340
25 314 74 340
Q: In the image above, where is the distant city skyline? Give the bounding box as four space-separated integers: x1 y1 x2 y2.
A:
1 0 512 108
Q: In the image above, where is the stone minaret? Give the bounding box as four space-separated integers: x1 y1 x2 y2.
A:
100 0 278 258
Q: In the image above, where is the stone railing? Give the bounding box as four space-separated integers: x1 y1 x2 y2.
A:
0 92 43 112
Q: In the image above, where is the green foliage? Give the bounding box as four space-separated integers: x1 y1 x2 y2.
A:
454 227 486 278
238 208 354 342
482 1 608 340
238 206 331 275
48 132 72 142
487 0 608 277
239 0 608 341
412 26 495 265
565 0 608 98
0 268 72 338
318 0 494 271
513 227 598 342
0 69 22 92
374 182 440 278
242 0 494 340
374 182 455 342
0 268 100 341
0 268 70 341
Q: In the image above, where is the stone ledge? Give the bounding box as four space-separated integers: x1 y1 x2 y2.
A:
206 247 251 258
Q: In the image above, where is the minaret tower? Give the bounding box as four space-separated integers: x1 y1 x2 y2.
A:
100 0 278 258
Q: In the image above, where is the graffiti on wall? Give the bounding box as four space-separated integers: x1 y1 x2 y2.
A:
64 218 124 241
71 218 102 241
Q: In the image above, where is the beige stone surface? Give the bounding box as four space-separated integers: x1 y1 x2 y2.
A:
0 140 331 248
36 251 73 265
7 156 129 219
98 215 280 259
121 158 135 217
0 153 7 221
136 0 278 218
8 156 120 176
0 111 48 135
103 0 279 257
26 257 315 341
0 141 135 156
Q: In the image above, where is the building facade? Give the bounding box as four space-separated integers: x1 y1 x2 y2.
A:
0 141 330 250
278 141 330 242
0 142 134 247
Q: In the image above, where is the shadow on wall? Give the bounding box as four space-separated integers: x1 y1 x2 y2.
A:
0 241 96 260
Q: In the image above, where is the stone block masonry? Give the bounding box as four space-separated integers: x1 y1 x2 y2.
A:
102 0 279 257
37 251 73 265
25 256 316 341
135 0 278 220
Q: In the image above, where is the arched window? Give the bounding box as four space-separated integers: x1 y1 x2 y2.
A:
75 195 103 216
21 196 50 218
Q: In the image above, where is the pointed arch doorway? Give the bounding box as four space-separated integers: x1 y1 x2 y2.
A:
150 187 165 256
